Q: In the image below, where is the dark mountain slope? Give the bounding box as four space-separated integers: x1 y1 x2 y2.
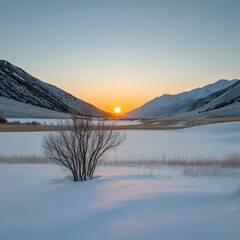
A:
0 60 108 117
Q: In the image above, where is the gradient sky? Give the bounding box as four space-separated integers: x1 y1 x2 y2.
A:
1 0 240 113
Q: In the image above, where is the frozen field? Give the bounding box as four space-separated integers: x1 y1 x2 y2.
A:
7 118 60 125
1 121 240 240
0 164 239 240
6 118 141 126
0 121 240 159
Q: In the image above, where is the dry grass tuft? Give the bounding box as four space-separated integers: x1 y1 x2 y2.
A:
0 154 50 164
182 166 240 177
233 185 240 195
232 185 240 211
1 153 240 178
98 153 240 168
98 154 240 177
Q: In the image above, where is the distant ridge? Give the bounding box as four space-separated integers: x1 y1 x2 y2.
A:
0 60 108 117
124 79 240 119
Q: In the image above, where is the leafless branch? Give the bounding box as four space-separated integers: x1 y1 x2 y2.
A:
42 112 126 181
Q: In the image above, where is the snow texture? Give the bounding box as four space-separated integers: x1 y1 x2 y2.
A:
0 97 69 118
0 121 240 159
0 164 239 240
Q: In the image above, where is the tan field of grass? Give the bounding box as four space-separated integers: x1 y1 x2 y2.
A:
1 153 240 178
1 153 239 167
99 153 240 168
0 124 63 132
140 117 240 128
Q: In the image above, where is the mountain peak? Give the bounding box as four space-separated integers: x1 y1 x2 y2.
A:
124 79 239 119
0 60 10 66
0 60 108 117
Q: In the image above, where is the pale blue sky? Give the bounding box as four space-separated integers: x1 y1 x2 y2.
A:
1 0 240 112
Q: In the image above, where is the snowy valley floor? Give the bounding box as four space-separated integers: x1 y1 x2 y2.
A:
0 164 240 240
0 121 240 240
1 121 240 158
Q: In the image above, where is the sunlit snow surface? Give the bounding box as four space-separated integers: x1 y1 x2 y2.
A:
1 122 240 239
0 164 239 240
1 121 240 158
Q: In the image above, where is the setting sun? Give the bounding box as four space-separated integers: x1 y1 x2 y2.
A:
114 107 121 114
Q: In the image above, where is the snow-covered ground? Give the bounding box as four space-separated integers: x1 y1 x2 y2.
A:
0 121 240 159
1 121 240 239
0 96 69 118
0 164 239 240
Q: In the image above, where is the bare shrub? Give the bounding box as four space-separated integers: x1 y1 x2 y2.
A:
0 116 7 124
25 121 41 125
42 114 126 181
8 121 21 125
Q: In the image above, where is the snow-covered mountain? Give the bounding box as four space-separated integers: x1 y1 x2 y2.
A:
0 60 108 117
202 82 240 111
124 79 239 119
172 81 240 119
0 96 70 118
177 80 240 114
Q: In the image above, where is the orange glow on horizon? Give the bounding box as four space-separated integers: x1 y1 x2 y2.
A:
65 79 199 114
71 94 152 114
72 90 146 114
